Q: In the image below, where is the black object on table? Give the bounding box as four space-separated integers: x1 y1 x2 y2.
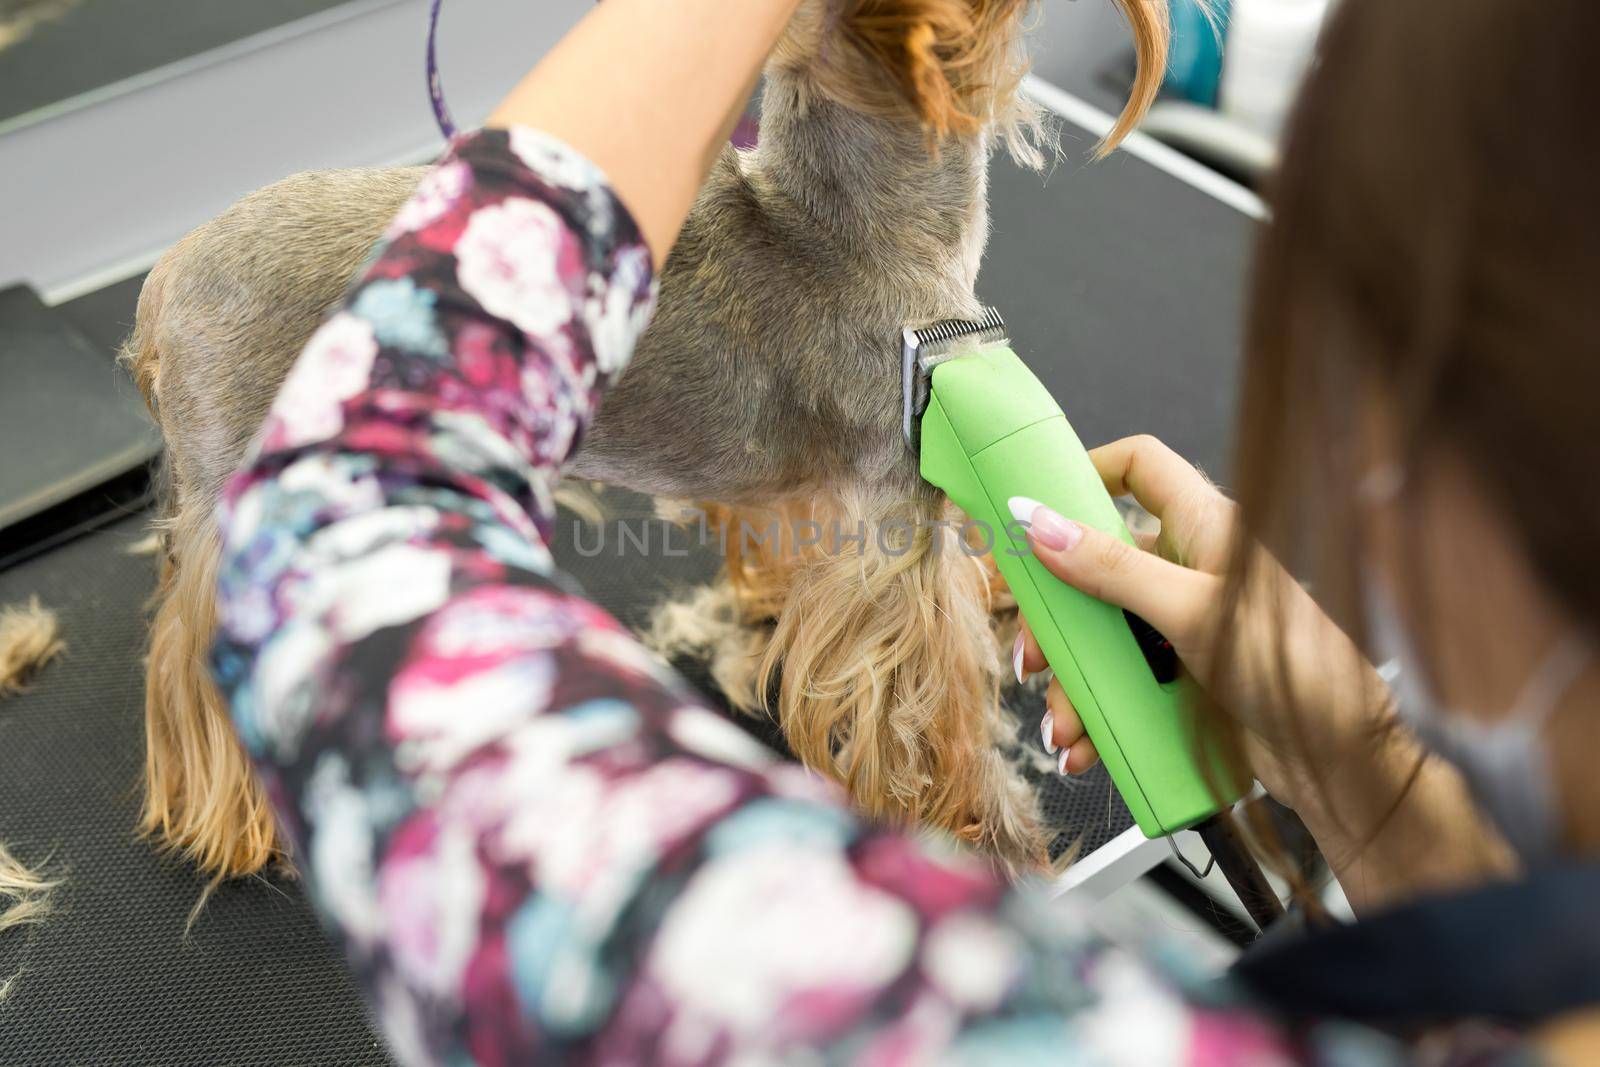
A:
0 285 159 570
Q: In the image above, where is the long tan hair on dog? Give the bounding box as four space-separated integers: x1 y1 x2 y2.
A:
650 492 1049 873
140 517 283 879
125 309 286 881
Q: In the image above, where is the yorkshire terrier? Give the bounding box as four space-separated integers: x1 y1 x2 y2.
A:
125 0 1170 880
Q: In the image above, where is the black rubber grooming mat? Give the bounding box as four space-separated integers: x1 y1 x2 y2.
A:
0 515 391 1066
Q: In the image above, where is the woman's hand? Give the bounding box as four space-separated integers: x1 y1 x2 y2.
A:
1011 434 1515 910
1014 434 1242 776
1013 434 1378 807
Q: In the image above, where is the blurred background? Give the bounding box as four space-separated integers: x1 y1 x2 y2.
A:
0 0 1329 300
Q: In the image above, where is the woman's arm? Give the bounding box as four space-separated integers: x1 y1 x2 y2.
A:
1290 728 1518 913
487 0 801 264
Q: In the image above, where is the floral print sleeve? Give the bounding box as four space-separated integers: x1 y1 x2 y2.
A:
210 127 1482 1067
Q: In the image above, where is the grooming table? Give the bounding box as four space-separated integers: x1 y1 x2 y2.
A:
0 91 1256 1063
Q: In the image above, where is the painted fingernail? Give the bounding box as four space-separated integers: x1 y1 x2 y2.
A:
1008 496 1043 527
1040 711 1057 755
1058 745 1073 776
1006 497 1082 552
1012 633 1027 684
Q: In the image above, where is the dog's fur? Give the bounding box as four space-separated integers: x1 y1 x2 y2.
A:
0 840 55 989
126 0 1170 879
1 599 63 998
0 598 63 697
128 167 426 876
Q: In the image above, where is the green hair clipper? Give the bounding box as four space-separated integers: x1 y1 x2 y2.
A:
903 307 1246 839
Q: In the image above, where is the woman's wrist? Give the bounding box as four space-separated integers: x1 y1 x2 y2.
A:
1289 720 1517 912
1224 592 1516 911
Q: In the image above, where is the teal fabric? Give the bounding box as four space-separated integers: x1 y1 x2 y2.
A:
1167 0 1231 107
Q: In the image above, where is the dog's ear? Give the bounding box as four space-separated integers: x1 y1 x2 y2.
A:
839 0 1170 155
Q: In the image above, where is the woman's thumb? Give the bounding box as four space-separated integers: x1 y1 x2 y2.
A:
1007 497 1212 642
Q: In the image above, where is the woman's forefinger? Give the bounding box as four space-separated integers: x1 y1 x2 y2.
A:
1089 435 1233 572
1089 435 1214 515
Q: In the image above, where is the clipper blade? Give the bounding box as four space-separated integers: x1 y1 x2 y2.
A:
902 306 1009 452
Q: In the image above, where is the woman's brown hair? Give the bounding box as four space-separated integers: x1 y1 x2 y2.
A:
1214 0 1600 859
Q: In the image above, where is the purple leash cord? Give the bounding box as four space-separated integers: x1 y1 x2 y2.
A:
426 0 456 139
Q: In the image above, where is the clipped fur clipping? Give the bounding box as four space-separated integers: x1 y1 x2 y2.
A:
0 598 64 697
0 842 57 1002
0 845 54 933
0 0 80 51
1 599 65 999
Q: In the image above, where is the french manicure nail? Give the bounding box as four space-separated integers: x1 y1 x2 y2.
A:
1040 712 1057 755
1057 745 1072 776
1008 496 1044 527
1006 497 1082 552
1012 633 1027 684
